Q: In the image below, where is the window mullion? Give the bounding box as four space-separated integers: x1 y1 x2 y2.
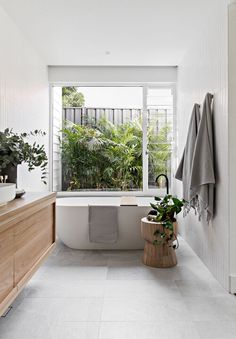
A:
142 86 148 194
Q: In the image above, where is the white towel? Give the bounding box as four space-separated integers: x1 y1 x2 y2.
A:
89 206 118 243
190 93 215 222
175 104 201 209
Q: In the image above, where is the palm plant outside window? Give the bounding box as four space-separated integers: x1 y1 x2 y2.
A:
55 86 173 193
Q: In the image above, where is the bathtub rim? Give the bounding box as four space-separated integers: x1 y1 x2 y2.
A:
56 196 156 207
56 190 166 198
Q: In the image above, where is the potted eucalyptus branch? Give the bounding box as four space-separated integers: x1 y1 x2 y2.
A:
0 128 48 185
141 195 185 268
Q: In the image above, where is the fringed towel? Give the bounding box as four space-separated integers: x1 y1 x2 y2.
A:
190 93 215 222
175 103 201 213
89 206 118 243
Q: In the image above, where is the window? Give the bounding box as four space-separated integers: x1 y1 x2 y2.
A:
146 88 173 190
51 85 174 194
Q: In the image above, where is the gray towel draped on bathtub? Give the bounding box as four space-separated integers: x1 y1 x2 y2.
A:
89 206 118 243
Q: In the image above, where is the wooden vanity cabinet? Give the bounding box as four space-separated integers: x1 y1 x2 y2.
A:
0 192 56 316
0 229 14 304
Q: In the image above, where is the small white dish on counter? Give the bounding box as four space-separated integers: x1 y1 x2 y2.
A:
0 183 16 206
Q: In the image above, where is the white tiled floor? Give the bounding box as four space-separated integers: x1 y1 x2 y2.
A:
1 238 236 339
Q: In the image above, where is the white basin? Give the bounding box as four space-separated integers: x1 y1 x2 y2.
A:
0 183 16 206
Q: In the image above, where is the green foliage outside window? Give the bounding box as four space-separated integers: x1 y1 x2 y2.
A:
62 87 85 108
60 118 171 191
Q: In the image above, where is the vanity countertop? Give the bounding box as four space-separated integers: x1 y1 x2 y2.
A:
0 192 56 230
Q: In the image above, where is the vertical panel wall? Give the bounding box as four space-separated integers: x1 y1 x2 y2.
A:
175 0 230 289
0 6 49 191
229 2 236 293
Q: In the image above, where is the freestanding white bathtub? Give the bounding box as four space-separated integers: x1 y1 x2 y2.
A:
56 197 154 250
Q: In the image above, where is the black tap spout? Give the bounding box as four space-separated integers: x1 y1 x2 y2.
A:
155 174 169 195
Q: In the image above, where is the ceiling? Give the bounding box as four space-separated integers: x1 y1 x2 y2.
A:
0 0 216 66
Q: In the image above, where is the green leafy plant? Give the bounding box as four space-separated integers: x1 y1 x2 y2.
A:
60 118 142 190
148 195 185 248
62 87 85 107
60 117 171 191
148 125 171 179
0 128 48 184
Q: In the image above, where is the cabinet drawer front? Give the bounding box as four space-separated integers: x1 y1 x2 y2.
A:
0 230 14 303
14 205 54 284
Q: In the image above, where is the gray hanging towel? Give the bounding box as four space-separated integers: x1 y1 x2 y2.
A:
175 104 201 209
190 93 215 222
89 206 118 243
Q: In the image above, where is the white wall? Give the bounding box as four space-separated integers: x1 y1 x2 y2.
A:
229 2 236 293
0 6 49 191
175 0 230 289
48 66 177 84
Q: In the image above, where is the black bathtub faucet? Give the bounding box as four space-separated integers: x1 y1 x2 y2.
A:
155 174 169 195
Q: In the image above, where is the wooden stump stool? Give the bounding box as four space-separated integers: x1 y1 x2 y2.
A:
141 217 177 268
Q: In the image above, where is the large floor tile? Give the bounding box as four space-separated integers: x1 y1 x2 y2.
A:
25 279 105 298
33 265 108 281
152 265 201 281
49 322 100 339
101 296 189 322
175 279 226 297
1 296 103 324
104 279 181 298
195 321 236 339
0 299 53 339
107 263 160 280
43 250 86 267
99 321 200 339
106 250 143 266
7 297 56 322
52 297 103 322
0 321 51 339
107 260 200 282
182 296 236 322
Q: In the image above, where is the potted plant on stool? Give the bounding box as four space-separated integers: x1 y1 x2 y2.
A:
141 195 184 268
